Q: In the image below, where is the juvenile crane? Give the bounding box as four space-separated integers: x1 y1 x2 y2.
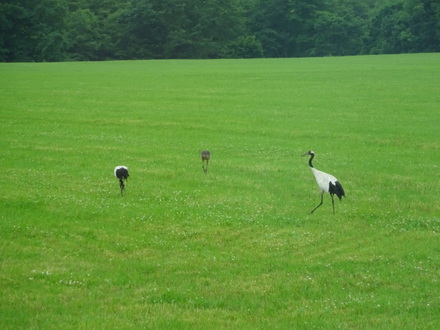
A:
201 150 211 174
114 165 129 196
302 151 345 214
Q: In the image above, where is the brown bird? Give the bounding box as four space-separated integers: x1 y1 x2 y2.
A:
201 150 211 174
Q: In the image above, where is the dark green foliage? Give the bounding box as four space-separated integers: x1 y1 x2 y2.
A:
313 0 367 56
0 0 68 61
1 0 439 61
365 0 440 54
66 9 101 60
224 35 264 58
0 2 31 61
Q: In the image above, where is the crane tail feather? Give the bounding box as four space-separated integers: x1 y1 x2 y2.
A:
115 167 129 180
329 181 345 200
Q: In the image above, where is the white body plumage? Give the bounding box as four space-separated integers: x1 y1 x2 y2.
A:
311 167 339 193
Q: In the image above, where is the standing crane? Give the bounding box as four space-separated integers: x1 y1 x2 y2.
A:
302 151 345 214
114 165 129 196
201 150 211 174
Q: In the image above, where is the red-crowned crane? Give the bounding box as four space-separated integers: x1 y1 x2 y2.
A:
302 151 345 214
201 150 211 174
114 165 129 196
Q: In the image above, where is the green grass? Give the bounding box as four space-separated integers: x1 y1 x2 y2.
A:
1 54 439 328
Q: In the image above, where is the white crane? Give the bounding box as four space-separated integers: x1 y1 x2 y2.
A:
201 150 211 174
302 151 345 214
114 165 129 196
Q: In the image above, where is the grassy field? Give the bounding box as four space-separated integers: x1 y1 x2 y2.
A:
0 54 439 328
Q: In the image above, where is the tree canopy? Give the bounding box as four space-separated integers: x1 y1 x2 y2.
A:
1 0 439 61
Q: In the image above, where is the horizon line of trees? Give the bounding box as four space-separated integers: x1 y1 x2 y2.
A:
1 0 439 62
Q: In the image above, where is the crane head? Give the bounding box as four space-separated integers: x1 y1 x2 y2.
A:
301 150 315 157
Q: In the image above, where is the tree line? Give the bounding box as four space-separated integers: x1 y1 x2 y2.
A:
1 0 439 62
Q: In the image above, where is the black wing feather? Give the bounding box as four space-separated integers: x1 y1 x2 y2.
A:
329 181 345 200
116 167 129 180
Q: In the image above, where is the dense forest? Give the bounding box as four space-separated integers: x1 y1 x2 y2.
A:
1 0 439 62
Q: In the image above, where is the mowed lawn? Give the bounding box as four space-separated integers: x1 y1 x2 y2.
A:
0 54 439 328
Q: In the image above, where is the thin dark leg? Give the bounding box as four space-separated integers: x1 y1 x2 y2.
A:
202 160 208 174
120 180 125 197
331 194 335 214
311 193 324 214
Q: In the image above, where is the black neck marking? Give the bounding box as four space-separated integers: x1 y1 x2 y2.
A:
308 153 315 168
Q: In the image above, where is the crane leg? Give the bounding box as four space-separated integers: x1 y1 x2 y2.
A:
311 193 324 214
331 194 335 214
202 160 208 174
120 179 125 197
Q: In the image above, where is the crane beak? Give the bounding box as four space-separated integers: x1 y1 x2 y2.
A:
301 152 309 157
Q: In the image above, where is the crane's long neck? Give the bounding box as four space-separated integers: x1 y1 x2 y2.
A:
308 154 315 168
